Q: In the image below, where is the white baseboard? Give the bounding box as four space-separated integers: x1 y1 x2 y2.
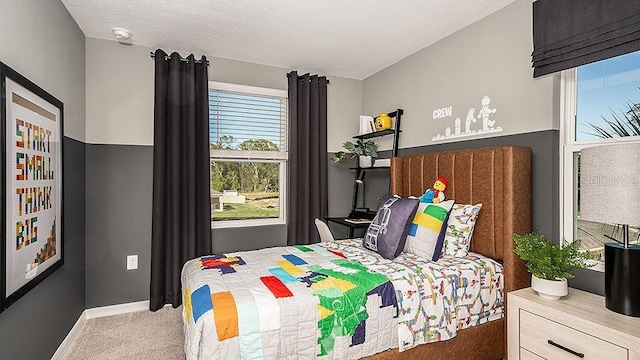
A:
52 300 157 359
85 300 150 319
51 311 86 360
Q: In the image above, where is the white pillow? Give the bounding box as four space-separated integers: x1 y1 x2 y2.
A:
442 203 482 257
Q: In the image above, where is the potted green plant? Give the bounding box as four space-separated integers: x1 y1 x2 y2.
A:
513 230 592 300
331 139 378 167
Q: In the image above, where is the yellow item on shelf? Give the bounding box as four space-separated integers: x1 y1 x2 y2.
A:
375 113 392 130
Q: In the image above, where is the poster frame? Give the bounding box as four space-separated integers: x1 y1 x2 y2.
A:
0 62 64 313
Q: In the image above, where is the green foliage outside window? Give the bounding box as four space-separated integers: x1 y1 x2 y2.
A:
587 87 640 138
210 136 280 194
210 135 281 221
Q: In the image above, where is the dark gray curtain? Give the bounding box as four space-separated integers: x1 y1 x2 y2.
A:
287 71 328 245
150 49 211 311
532 0 640 77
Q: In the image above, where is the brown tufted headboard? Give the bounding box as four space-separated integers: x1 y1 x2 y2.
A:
390 146 531 294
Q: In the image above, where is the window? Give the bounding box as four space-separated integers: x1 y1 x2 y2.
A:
209 82 288 228
560 50 640 267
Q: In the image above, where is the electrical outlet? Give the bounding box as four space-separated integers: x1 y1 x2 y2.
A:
127 255 138 270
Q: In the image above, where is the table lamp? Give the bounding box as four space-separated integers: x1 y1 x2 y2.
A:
580 143 640 317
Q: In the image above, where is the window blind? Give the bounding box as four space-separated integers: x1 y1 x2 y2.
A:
209 89 288 152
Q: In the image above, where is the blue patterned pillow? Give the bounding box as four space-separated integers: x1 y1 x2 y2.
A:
363 195 419 259
403 200 455 261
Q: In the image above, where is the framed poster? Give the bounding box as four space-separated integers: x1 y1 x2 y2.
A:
0 62 63 312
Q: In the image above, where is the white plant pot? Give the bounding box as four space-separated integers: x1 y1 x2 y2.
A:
359 155 372 168
531 274 568 300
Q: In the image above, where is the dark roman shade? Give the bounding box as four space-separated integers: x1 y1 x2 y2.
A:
532 0 640 78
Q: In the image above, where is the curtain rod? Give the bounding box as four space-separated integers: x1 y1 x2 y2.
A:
287 72 330 84
150 52 210 66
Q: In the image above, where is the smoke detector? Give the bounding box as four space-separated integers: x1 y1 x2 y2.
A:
112 27 132 44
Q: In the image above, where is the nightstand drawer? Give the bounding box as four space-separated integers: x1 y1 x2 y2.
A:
520 348 544 360
520 309 628 359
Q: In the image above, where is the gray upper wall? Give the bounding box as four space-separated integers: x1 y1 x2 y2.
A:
85 37 362 152
0 1 87 359
360 0 559 152
0 0 86 142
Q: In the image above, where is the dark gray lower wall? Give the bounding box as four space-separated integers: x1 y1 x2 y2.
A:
85 144 153 308
0 137 86 360
212 225 286 254
569 268 604 295
85 144 287 307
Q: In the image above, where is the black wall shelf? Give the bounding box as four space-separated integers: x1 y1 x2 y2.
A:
353 128 399 140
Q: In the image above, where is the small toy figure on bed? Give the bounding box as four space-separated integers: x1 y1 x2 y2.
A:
420 177 447 203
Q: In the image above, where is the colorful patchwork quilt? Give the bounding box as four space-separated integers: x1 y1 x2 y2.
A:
323 240 504 351
181 240 503 359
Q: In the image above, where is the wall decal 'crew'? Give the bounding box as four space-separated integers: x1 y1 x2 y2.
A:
432 96 503 141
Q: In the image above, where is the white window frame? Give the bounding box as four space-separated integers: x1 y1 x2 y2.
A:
560 69 640 272
209 81 288 229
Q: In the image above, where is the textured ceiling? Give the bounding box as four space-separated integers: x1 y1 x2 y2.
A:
61 0 516 80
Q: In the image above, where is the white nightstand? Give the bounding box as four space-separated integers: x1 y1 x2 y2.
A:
508 287 640 360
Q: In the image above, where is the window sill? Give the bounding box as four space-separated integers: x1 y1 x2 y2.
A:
211 218 285 229
586 259 604 273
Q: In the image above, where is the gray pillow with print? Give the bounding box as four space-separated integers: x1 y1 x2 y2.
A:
363 195 419 259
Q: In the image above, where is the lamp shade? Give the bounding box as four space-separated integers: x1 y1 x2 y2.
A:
580 143 640 226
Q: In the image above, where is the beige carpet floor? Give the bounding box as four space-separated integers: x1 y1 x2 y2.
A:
62 306 185 360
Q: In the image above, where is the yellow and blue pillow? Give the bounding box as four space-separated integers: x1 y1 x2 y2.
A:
403 199 455 260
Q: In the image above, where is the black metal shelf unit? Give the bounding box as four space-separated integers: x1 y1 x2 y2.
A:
327 109 403 238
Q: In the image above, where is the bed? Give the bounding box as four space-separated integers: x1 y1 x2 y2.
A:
181 145 532 360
